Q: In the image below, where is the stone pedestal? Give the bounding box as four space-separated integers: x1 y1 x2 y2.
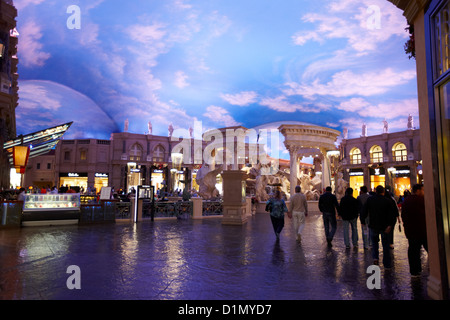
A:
221 170 248 225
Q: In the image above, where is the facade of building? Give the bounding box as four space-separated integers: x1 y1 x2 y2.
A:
389 0 450 300
340 128 421 198
23 126 276 194
0 0 18 189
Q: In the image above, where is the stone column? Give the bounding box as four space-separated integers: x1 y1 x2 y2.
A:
320 148 331 189
288 145 299 198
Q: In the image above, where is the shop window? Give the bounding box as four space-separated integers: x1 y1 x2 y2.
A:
370 145 383 163
392 142 408 161
47 163 51 169
64 151 71 161
129 143 143 161
350 147 361 165
36 163 40 170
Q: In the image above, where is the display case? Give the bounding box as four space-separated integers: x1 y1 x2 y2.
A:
23 193 81 211
22 193 81 225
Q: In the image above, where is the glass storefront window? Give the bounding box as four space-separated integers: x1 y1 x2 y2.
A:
437 79 450 284
349 175 364 198
370 175 385 192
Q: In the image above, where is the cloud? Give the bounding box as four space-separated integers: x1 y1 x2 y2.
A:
174 71 190 88
292 0 408 55
259 95 326 113
203 106 241 127
127 23 167 44
220 91 258 106
284 68 416 98
13 0 45 10
17 20 51 67
337 97 419 119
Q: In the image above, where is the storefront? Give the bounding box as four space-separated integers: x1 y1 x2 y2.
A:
391 166 411 197
59 172 88 192
151 168 166 192
348 169 364 198
126 162 145 193
94 173 109 193
369 167 385 191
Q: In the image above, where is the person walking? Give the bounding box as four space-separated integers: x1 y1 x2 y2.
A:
289 185 308 242
357 186 371 249
401 184 428 276
361 185 397 268
385 186 400 249
266 189 288 240
339 187 359 249
319 186 339 247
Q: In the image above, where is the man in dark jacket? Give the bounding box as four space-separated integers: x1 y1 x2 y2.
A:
339 187 359 249
401 184 427 276
319 186 339 247
361 185 397 268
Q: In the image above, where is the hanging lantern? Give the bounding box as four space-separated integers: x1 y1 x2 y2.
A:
12 145 30 174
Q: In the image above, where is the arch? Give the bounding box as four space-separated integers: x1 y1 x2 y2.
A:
392 142 407 161
152 144 165 162
350 147 362 165
369 145 383 163
129 143 143 161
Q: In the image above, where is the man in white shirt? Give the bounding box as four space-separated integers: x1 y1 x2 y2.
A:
289 185 308 242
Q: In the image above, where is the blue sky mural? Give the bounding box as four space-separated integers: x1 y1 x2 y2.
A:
14 0 418 144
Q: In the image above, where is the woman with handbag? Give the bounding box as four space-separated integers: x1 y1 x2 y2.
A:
266 189 288 240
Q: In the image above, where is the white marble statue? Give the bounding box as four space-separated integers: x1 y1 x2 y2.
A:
335 171 349 200
383 119 388 133
195 164 223 199
124 119 129 132
168 123 174 137
408 114 414 130
148 121 152 135
361 123 367 137
343 127 348 140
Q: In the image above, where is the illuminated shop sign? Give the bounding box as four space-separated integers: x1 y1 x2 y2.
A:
95 173 108 177
349 171 364 176
60 172 88 177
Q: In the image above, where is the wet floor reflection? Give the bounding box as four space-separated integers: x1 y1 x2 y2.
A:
0 213 430 300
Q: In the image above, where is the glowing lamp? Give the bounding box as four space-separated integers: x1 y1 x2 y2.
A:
13 145 30 174
171 152 183 171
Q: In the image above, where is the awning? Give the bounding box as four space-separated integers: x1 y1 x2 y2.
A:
3 122 73 163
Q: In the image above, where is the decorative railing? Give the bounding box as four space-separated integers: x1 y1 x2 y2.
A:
146 201 193 219
202 200 223 216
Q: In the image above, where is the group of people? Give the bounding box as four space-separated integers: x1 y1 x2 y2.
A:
265 183 428 277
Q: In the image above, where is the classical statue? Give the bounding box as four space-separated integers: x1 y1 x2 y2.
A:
361 123 367 137
407 114 414 130
124 119 129 132
148 121 152 135
195 164 223 199
383 119 388 133
335 171 349 200
168 123 174 137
